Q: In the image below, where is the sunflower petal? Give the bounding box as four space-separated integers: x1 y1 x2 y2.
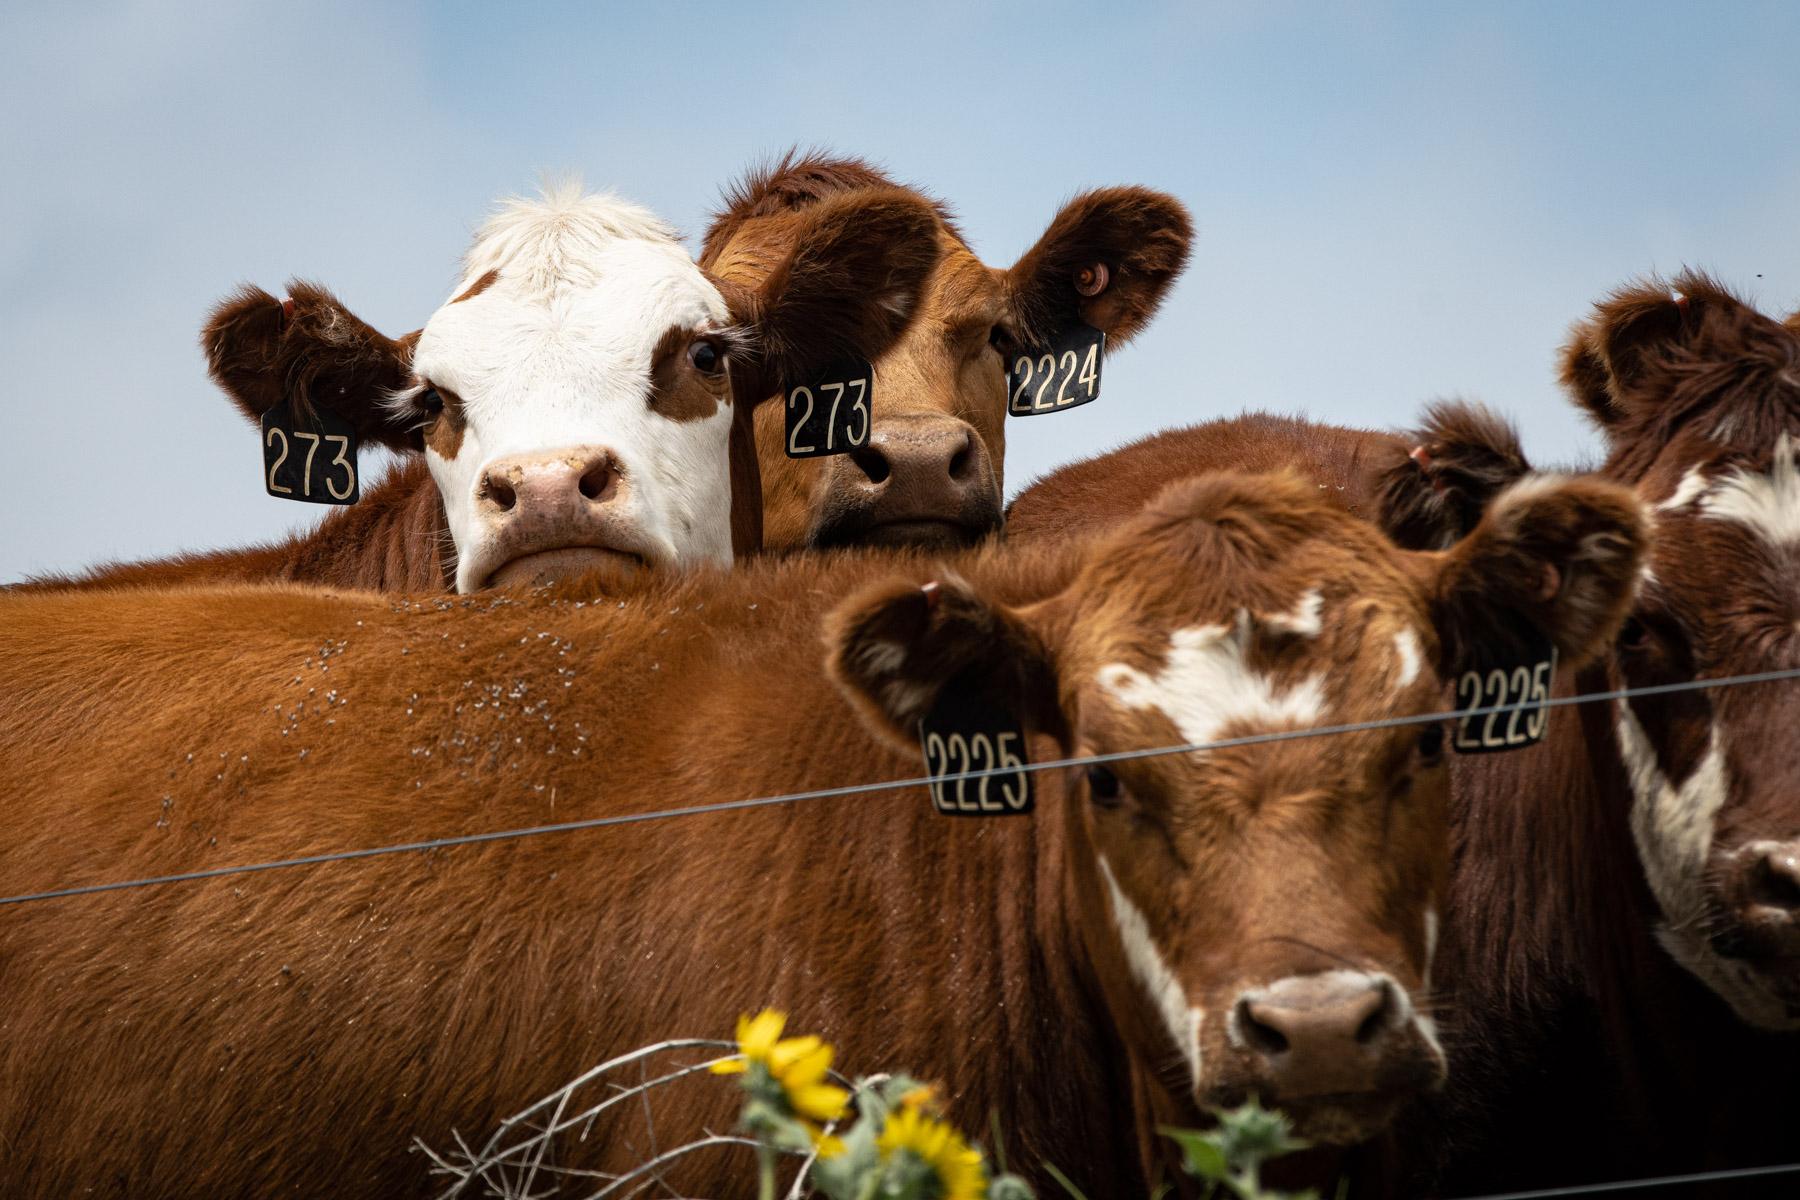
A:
736 1009 786 1061
778 1041 835 1089
790 1082 851 1122
767 1034 823 1076
708 1057 748 1075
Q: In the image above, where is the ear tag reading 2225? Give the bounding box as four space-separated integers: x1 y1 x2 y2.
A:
784 357 873 459
1007 323 1105 417
261 404 360 505
918 681 1033 816
1452 632 1558 754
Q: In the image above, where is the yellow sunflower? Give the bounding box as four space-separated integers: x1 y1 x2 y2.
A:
878 1104 988 1200
711 1010 851 1139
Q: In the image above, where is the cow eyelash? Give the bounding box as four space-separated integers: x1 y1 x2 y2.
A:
1086 765 1124 807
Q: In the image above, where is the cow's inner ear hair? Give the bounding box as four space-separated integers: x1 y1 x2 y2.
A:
825 576 1063 754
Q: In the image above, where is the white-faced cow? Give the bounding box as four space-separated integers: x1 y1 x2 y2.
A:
24 180 941 593
0 469 1645 1198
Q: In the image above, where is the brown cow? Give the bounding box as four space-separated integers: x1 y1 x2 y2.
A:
23 180 942 594
0 469 1645 1198
1007 273 1800 1196
702 152 1191 551
26 156 1190 594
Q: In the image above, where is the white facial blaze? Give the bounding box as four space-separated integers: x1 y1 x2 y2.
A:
1098 611 1327 749
1262 589 1323 638
1655 466 1709 512
1391 629 1422 692
408 183 739 592
1098 857 1203 1090
1699 432 1800 546
1613 710 1796 1026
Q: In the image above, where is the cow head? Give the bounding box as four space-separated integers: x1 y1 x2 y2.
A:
828 470 1645 1144
204 182 941 592
1559 272 1800 1028
701 153 1191 552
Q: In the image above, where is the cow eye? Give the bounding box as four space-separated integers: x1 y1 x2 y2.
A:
1086 765 1123 806
688 340 724 375
420 387 444 415
987 325 1011 352
1416 724 1445 765
1617 617 1649 653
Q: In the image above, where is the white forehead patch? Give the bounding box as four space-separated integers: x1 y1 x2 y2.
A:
1391 629 1422 692
1262 589 1323 638
1655 466 1709 512
1098 613 1327 749
1696 433 1800 546
1098 856 1203 1089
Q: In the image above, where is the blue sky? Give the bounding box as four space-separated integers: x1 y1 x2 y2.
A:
4 0 1798 582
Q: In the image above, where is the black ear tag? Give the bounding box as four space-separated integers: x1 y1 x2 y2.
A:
260 404 360 505
1007 323 1105 417
784 357 873 458
1451 631 1557 754
918 673 1033 815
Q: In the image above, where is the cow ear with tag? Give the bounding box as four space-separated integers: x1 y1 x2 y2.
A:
261 404 360 506
1003 185 1191 352
826 574 1067 753
1427 475 1649 686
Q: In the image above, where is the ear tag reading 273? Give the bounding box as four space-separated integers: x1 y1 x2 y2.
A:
260 404 360 505
918 681 1033 816
1452 632 1558 754
784 357 873 458
1007 323 1105 417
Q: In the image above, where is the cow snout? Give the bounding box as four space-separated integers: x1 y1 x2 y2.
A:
814 413 1001 549
1722 840 1800 951
467 446 652 590
1224 971 1443 1142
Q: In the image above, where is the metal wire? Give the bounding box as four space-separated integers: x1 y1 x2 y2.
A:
2 665 1797 908
1447 1159 1800 1199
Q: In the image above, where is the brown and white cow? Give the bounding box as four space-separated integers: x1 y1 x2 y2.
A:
25 180 941 593
1006 273 1800 1195
701 151 1192 550
0 469 1644 1198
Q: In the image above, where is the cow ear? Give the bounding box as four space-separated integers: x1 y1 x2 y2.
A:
1427 476 1648 675
826 574 1066 754
1376 400 1534 550
1004 187 1192 347
722 189 942 400
1559 272 1753 430
202 280 422 452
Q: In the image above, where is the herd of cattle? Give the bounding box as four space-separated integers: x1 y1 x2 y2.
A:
1 152 1796 1199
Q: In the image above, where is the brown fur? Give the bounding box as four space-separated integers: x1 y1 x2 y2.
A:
1373 400 1533 550
703 151 1192 551
204 280 422 451
0 469 1643 1198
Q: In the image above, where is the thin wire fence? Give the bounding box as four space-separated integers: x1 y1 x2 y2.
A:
1447 1160 1800 1199
3 665 1797 908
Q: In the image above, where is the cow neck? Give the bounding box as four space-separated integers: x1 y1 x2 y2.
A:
272 456 453 591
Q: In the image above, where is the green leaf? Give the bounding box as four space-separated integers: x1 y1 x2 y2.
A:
1161 1127 1229 1182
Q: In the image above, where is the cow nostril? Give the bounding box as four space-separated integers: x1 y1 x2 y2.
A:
1356 985 1395 1045
578 459 612 501
1749 854 1800 912
850 447 891 486
1236 1000 1290 1057
483 476 517 513
947 436 973 481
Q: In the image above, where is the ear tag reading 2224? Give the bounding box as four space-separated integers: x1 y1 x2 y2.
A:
261 404 360 505
918 680 1033 816
784 357 873 459
1007 323 1105 417
1452 632 1558 754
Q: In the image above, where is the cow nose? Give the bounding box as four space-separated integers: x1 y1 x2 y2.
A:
818 413 1001 548
1231 973 1434 1100
847 421 981 491
479 449 618 519
1735 841 1800 925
